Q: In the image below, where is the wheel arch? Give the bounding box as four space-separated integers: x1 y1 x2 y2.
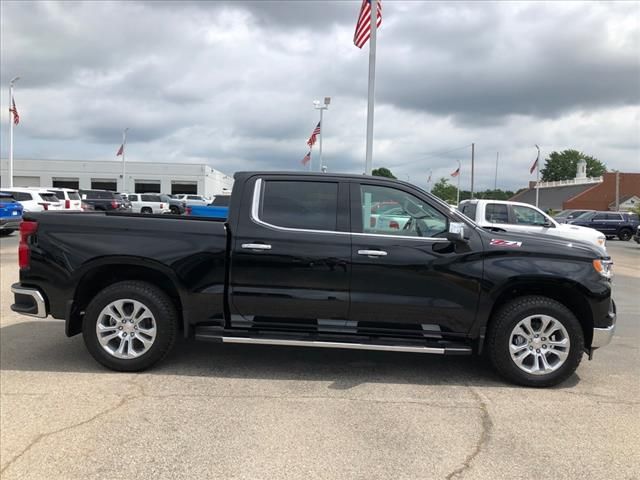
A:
478 278 594 353
67 258 185 337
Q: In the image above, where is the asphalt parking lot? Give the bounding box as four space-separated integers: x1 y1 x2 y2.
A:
1 234 638 479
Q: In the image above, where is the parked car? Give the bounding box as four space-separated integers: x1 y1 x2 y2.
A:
47 188 83 211
458 199 607 250
161 194 186 215
0 192 23 235
0 187 63 212
568 211 640 241
79 189 127 211
125 193 171 214
553 209 594 224
185 195 230 218
173 194 209 206
11 172 615 387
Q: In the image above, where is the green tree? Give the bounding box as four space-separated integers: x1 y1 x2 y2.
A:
431 177 457 203
371 167 396 179
540 149 607 182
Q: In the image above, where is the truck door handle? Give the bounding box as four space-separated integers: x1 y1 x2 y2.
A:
241 243 272 250
357 250 388 257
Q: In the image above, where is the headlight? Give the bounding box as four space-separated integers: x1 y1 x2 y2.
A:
593 259 613 279
597 236 606 246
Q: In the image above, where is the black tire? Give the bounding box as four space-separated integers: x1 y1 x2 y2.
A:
0 229 14 236
617 229 632 241
82 281 178 372
170 205 180 215
141 207 152 214
487 296 584 387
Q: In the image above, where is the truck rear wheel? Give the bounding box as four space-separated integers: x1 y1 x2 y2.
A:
617 228 632 241
487 296 584 387
82 281 177 371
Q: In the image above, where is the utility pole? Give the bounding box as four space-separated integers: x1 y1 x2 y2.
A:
470 143 475 199
121 128 128 191
535 144 541 208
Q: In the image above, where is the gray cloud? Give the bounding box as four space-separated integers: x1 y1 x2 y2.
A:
1 0 638 191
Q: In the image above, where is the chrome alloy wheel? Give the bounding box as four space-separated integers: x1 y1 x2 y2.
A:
509 314 570 375
96 299 157 359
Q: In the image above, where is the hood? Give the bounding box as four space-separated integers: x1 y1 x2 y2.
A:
476 227 606 258
556 223 603 238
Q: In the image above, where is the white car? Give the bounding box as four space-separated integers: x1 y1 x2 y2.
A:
0 187 63 212
125 193 171 214
173 194 209 206
458 199 607 250
47 188 83 211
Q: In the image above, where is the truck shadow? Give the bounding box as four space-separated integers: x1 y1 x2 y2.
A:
0 321 579 389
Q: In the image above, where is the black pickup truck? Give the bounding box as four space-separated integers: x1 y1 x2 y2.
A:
11 172 616 387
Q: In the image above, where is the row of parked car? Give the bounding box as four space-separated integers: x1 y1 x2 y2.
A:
0 187 229 235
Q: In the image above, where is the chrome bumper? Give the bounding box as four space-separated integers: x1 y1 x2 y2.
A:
592 324 615 349
11 284 47 318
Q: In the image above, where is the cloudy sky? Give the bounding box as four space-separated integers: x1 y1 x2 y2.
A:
1 0 638 191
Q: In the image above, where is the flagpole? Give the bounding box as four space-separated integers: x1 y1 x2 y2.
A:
535 144 540 208
122 128 128 192
456 160 461 206
8 77 19 188
364 0 378 175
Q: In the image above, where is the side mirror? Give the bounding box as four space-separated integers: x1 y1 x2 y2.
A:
446 222 467 242
542 220 554 228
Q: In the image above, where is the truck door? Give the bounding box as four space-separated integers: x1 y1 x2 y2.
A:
229 176 351 327
348 181 483 335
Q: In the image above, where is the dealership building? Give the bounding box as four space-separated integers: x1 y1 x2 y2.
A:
0 158 234 196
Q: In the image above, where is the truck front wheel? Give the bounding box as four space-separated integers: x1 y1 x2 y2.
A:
487 296 584 387
82 281 178 372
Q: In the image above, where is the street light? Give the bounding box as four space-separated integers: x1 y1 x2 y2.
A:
8 76 20 188
313 96 330 172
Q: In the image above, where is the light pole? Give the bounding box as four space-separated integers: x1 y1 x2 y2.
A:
8 76 20 188
313 97 330 172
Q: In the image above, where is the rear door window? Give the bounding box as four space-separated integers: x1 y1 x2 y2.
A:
68 191 80 200
260 180 338 231
511 205 547 225
459 203 477 220
485 203 509 223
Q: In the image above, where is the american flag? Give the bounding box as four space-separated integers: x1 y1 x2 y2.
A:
301 151 311 166
353 0 382 49
451 166 460 177
9 96 19 125
530 146 540 174
116 144 124 156
307 122 321 147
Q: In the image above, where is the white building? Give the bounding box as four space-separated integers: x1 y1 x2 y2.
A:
0 158 233 196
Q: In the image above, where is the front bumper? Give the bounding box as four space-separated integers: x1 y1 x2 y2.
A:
591 300 616 349
11 284 47 318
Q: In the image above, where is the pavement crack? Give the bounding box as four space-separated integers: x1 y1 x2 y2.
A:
445 386 493 480
0 384 141 476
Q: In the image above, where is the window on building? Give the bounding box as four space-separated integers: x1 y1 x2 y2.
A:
171 182 197 195
52 178 79 189
135 181 161 194
260 180 338 231
91 180 117 191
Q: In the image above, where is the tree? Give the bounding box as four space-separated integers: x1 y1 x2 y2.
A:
540 149 607 182
431 178 457 203
371 167 396 179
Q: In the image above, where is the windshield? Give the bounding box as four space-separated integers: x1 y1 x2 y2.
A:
573 211 594 220
554 210 573 218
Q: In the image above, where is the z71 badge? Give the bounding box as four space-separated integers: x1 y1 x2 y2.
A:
490 239 522 247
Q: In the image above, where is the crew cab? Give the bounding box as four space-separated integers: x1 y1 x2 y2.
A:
186 195 231 219
458 199 607 250
47 188 83 211
125 193 171 215
79 189 127 211
11 172 616 387
568 211 640 241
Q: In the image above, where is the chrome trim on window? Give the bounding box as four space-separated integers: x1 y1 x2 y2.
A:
250 178 449 242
